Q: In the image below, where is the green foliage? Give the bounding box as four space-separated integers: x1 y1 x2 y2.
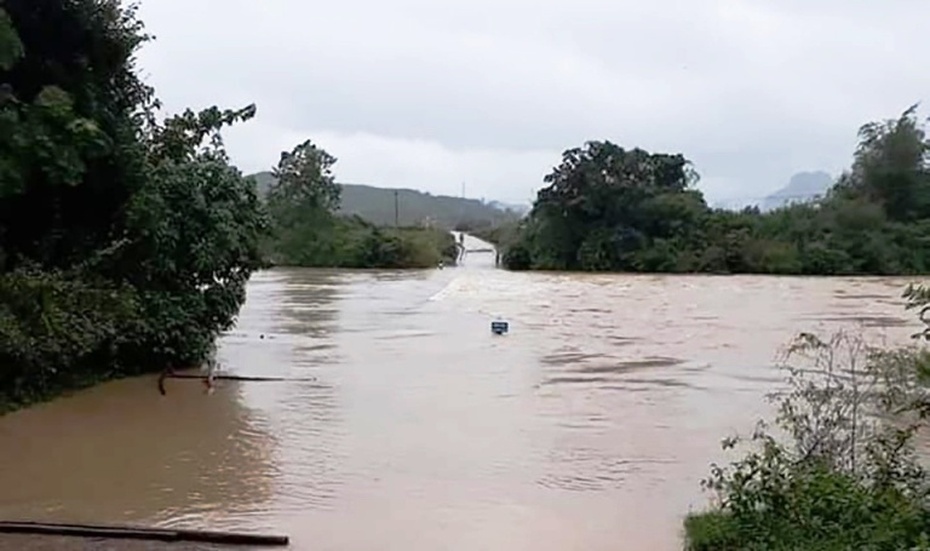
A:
502 107 930 275
262 140 456 269
0 7 23 71
473 220 533 269
685 328 930 551
267 139 341 216
117 106 268 366
472 221 520 249
268 214 456 269
0 267 139 412
388 225 458 268
0 0 268 411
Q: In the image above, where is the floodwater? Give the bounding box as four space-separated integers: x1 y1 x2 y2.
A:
0 234 924 550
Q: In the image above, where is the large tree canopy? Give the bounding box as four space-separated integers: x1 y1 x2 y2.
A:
0 0 268 409
513 141 708 271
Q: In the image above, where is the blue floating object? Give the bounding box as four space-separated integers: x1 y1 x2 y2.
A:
491 320 509 335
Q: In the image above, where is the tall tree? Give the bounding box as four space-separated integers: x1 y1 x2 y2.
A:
528 141 704 270
268 139 341 219
264 140 342 264
0 0 269 406
837 104 930 222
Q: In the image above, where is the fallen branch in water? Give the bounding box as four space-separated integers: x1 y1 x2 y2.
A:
158 368 317 395
0 520 289 546
165 373 317 382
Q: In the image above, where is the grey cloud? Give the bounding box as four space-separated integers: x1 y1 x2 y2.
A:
137 0 930 204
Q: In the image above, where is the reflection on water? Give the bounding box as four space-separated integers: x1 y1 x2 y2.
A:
0 377 275 530
0 234 924 550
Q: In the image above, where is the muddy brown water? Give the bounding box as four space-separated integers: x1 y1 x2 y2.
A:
0 235 924 550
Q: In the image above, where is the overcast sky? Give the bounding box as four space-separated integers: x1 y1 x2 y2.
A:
136 0 929 205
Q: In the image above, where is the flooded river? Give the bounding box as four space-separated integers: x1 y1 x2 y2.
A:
0 234 923 550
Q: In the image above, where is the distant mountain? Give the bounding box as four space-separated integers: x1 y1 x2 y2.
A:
248 171 521 229
760 171 834 211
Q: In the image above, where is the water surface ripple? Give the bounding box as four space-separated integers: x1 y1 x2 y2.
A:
0 236 921 550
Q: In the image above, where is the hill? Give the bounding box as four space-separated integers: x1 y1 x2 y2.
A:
760 171 834 211
249 171 520 229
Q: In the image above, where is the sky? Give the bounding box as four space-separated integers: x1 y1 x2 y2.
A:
136 0 930 206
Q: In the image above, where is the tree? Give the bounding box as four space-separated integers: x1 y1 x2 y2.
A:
834 104 930 222
115 104 269 368
0 0 269 408
268 139 341 219
263 140 340 262
516 141 705 271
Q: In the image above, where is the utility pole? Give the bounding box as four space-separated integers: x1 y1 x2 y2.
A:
394 190 399 227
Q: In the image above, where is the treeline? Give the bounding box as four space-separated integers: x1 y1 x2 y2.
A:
493 105 930 275
259 140 459 269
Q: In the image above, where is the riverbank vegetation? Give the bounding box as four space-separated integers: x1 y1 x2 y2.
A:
492 106 930 275
0 1 270 412
0 0 459 414
259 140 458 269
684 286 930 550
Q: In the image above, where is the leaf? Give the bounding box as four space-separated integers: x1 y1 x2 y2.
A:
0 7 23 71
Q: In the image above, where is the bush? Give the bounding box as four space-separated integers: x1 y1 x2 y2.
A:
685 328 930 551
0 267 139 412
268 213 457 269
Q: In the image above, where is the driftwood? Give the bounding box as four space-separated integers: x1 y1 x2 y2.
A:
165 373 315 382
158 368 316 396
0 520 289 546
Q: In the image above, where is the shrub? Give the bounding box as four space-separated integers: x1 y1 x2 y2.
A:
685 328 930 551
